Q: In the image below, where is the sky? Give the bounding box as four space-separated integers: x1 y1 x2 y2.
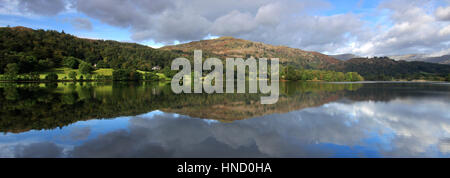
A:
0 0 450 56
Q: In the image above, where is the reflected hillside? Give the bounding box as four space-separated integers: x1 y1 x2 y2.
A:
3 81 447 133
162 82 362 121
0 82 362 133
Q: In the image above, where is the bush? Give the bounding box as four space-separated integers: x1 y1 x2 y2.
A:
45 73 58 81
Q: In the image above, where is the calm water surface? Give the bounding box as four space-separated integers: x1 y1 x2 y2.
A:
0 81 449 157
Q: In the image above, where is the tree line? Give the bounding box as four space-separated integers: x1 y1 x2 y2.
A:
281 65 364 82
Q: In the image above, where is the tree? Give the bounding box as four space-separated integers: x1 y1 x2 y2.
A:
5 63 19 75
162 67 177 78
351 72 364 81
345 72 353 81
45 73 58 81
85 74 93 80
38 58 55 70
5 63 19 80
68 71 77 81
79 62 93 74
336 72 345 81
113 69 142 81
144 72 160 81
96 60 109 68
63 57 80 69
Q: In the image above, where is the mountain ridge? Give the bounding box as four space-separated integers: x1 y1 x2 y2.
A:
390 54 450 65
329 53 361 61
161 36 340 69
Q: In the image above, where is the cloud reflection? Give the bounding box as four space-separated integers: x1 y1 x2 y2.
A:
3 95 450 158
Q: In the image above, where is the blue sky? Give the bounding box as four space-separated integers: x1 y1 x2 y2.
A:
0 0 450 56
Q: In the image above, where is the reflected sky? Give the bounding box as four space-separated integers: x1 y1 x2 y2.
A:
1 91 449 158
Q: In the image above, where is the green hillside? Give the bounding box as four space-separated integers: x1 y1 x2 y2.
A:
0 26 178 74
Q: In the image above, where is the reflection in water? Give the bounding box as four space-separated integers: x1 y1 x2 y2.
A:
0 82 449 157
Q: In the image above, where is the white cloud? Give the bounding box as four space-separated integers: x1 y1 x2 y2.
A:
1 0 450 56
349 0 450 56
210 10 257 36
436 6 450 21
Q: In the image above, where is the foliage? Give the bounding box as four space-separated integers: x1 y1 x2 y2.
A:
0 82 365 132
331 57 450 81
113 69 142 81
94 74 112 81
0 27 178 75
45 73 58 81
162 67 177 78
144 72 160 81
5 63 19 75
85 74 93 80
68 71 77 81
79 62 94 74
281 65 364 82
62 56 80 69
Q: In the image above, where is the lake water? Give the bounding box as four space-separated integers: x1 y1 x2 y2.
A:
0 81 449 158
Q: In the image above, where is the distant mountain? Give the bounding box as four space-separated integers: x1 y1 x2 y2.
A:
390 54 450 65
329 53 360 61
162 36 340 69
423 55 450 65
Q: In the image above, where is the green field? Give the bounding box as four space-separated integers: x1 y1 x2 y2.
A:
37 67 113 80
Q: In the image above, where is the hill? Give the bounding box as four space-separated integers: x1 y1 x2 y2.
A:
0 26 178 74
331 57 450 81
1 26 449 81
329 53 361 61
163 37 450 81
390 54 450 65
161 36 340 69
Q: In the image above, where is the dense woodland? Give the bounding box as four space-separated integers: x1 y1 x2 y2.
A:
331 57 450 81
282 65 364 81
0 26 178 74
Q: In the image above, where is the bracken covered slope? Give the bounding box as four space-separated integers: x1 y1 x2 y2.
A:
161 37 340 69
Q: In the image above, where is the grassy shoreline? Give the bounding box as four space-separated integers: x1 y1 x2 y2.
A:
0 67 171 81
